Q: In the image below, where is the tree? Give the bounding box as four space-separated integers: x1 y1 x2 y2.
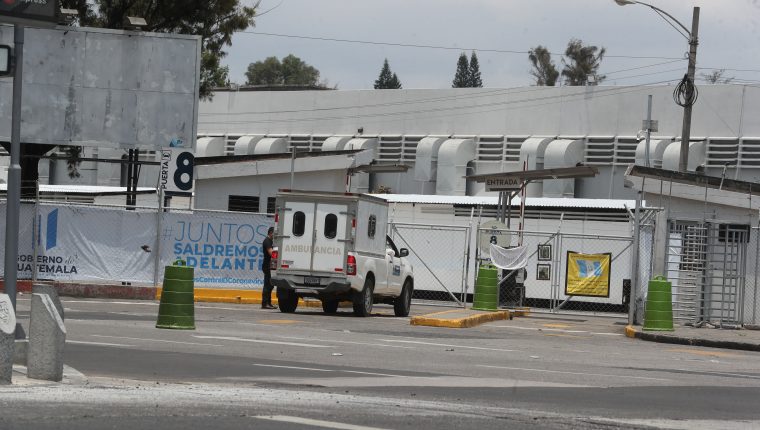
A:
702 69 734 84
245 55 321 86
374 59 402 89
528 45 559 86
468 52 483 88
60 0 256 99
452 53 470 88
561 39 606 86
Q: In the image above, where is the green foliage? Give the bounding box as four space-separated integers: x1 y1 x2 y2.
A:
245 54 321 86
468 52 483 88
374 59 402 89
60 0 256 99
561 39 606 86
528 45 559 86
452 53 469 88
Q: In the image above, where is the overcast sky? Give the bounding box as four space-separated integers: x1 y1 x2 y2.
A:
224 0 760 90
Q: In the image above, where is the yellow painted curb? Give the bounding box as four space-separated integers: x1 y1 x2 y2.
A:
155 287 347 308
410 310 511 328
625 325 639 338
510 307 531 317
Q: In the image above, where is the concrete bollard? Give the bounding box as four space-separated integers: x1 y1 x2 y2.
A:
28 293 66 382
0 294 16 385
32 283 64 321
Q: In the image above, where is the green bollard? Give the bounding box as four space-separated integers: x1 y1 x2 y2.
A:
472 264 498 311
156 259 195 330
643 276 674 331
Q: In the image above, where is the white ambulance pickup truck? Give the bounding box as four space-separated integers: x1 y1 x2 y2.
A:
270 190 414 317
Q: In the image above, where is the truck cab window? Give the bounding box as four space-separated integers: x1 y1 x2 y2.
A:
293 211 306 237
324 214 338 239
368 215 376 238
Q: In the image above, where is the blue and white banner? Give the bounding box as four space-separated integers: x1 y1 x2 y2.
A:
0 203 273 289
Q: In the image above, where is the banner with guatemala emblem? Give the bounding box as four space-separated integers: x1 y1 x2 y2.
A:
0 202 274 288
565 252 612 298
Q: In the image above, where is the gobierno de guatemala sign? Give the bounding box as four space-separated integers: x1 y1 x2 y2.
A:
0 0 59 26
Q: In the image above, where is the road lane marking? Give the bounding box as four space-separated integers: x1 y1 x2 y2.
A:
667 348 740 358
259 319 303 324
194 335 329 348
67 340 133 347
90 334 224 347
673 369 760 380
542 323 572 328
253 363 407 378
64 300 158 306
476 365 671 381
340 370 407 377
490 325 623 336
253 364 333 372
254 415 391 430
380 339 518 352
278 336 415 349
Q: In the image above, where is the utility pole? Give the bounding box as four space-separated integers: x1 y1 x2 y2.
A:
678 7 700 172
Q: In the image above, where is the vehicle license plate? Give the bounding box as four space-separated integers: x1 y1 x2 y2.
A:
303 276 320 286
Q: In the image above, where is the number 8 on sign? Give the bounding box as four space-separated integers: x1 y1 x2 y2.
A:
161 148 194 194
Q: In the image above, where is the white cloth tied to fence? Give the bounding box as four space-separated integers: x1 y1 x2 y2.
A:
489 244 528 270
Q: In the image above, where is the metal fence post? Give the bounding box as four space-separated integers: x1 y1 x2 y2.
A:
32 180 40 282
629 190 642 325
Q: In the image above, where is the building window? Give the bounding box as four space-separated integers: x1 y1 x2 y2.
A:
292 211 306 237
368 215 376 238
267 197 276 214
228 195 259 213
324 214 338 239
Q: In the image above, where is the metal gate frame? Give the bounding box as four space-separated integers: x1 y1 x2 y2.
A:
389 222 471 307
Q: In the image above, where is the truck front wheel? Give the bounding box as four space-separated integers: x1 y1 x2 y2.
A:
353 278 374 317
394 279 413 317
277 289 298 313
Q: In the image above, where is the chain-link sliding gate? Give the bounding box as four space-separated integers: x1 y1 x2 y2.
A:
666 221 749 326
477 227 652 316
389 222 471 307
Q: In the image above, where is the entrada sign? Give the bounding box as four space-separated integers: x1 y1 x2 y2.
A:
0 0 58 25
485 176 522 191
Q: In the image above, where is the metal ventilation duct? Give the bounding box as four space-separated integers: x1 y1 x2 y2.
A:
519 137 553 197
345 138 378 193
635 139 672 169
543 139 584 198
234 135 264 155
662 140 705 171
321 136 353 152
436 138 475 196
253 137 289 155
196 137 225 157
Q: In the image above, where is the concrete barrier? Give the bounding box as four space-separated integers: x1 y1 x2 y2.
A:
33 283 64 321
0 294 15 385
28 293 66 382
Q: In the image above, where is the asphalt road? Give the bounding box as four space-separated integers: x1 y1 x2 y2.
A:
3 296 760 430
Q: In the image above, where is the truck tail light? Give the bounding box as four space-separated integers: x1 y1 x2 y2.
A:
271 250 279 270
346 255 356 276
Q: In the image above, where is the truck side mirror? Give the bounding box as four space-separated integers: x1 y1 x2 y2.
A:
399 248 409 257
0 45 10 76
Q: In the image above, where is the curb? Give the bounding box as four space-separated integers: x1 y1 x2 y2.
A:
625 325 760 352
411 309 511 328
156 287 345 309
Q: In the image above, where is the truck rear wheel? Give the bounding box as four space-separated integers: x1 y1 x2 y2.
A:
322 299 339 314
353 278 374 317
277 289 298 313
394 279 413 317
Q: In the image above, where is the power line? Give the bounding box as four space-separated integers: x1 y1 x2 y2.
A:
201 79 680 126
241 31 684 60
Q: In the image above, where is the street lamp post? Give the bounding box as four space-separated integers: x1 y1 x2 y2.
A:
614 1 699 172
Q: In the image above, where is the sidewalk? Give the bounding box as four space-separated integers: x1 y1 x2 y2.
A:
626 323 760 352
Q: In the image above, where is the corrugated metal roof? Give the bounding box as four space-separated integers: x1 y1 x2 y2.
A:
369 194 637 210
0 184 155 195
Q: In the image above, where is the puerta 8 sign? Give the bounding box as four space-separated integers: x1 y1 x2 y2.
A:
0 0 59 24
